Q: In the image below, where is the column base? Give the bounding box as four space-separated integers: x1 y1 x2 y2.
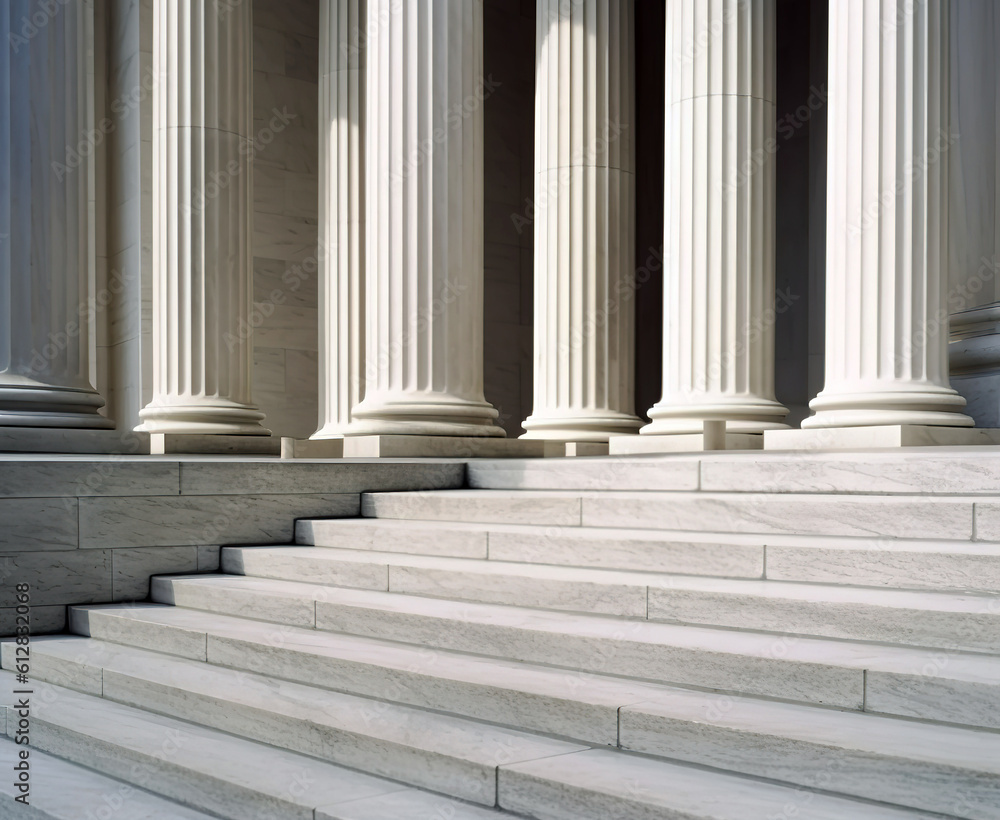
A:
342 435 545 459
610 432 763 454
641 398 789 435
348 392 505 438
0 428 148 454
136 400 270 435
0 383 114 429
551 441 611 457
520 410 643 442
766 424 1000 450
281 437 345 459
802 386 974 430
149 433 280 455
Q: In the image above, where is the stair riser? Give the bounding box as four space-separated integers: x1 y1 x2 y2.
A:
313 602 1000 729
208 635 621 747
766 546 1000 593
363 494 582 526
70 607 209 661
487 532 765 579
221 550 389 596
618 711 998 820
214 553 1000 649
646 588 1000 653
314 602 864 709
391 566 647 618
296 520 489 559
468 456 1000 495
364 493 977 540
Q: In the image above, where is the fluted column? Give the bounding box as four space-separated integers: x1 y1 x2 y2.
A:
138 0 267 434
643 0 788 435
521 0 642 441
0 0 112 428
804 0 971 429
313 0 365 439
348 0 502 437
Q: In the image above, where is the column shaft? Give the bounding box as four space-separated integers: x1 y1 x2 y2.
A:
644 0 788 435
349 0 501 437
314 0 365 439
804 0 971 428
521 0 642 441
0 0 112 428
138 0 267 434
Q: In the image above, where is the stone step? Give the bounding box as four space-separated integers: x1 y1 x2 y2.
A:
361 489 983 540
5 636 584 806
0 737 218 820
142 574 1000 727
4 643 945 820
497 748 940 820
297 517 1000 593
0 670 523 820
468 450 1000 495
221 545 1000 651
60 602 1000 818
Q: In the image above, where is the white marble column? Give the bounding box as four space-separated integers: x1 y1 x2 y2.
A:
642 0 788 435
803 0 972 429
348 0 502 437
0 0 112 428
313 0 365 439
520 0 642 441
137 0 267 434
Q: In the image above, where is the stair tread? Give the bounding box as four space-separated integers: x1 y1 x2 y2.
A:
226 544 1000 612
6 643 948 820
14 635 585 769
0 670 407 815
148 574 1000 682
0 736 218 820
63 602 1000 775
0 669 529 820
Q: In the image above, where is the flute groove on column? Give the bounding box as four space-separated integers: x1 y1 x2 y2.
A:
642 0 788 435
521 0 642 442
0 0 112 428
803 0 971 429
313 0 365 439
138 0 267 434
348 0 501 437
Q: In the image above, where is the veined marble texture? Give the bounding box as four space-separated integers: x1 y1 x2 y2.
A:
79 493 360 548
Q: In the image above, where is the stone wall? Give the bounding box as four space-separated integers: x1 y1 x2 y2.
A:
0 458 463 637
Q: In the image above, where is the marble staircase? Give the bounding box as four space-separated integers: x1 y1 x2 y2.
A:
5 451 1000 819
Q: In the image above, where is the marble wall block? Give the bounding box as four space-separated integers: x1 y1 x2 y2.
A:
79 493 360 548
112 547 200 601
0 500 79 551
0 551 112 607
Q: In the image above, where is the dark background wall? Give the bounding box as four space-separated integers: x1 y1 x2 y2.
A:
483 0 829 432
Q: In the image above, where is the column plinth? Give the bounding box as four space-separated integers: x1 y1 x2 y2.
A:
520 0 642 442
0 0 112 429
642 0 788 436
137 0 267 435
803 0 971 430
347 0 502 438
